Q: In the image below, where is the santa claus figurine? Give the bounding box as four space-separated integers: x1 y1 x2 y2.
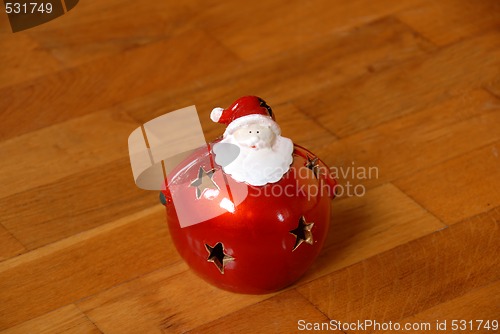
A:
162 96 336 294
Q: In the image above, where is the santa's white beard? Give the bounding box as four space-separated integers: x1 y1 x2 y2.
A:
213 135 294 186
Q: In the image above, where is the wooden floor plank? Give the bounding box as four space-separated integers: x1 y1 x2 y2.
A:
26 1 194 67
187 289 340 334
0 206 176 330
296 207 499 330
195 0 425 61
485 77 500 99
395 143 500 224
77 263 271 334
311 89 500 190
0 158 153 249
0 224 25 262
297 183 445 284
397 0 500 46
123 17 435 129
0 109 139 200
293 32 500 137
0 29 241 141
0 32 62 90
0 304 101 334
382 281 500 334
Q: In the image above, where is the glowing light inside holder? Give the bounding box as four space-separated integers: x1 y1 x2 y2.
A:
219 197 235 213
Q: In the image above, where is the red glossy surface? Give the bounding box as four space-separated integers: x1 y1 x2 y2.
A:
163 143 335 294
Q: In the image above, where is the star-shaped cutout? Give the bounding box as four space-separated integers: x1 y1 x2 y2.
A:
289 216 315 251
190 167 219 199
305 155 320 179
205 242 234 274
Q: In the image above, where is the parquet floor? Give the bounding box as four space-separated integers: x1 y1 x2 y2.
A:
1 0 499 333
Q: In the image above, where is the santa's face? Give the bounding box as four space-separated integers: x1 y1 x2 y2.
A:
232 125 276 150
213 122 294 186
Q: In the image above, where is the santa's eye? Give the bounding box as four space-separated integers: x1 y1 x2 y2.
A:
249 131 252 133
257 131 260 133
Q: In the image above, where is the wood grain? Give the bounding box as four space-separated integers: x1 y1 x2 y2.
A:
0 109 138 199
198 0 425 61
310 89 500 190
0 30 241 141
0 225 25 261
26 1 194 66
77 264 270 334
0 158 153 249
293 32 500 137
187 290 340 334
1 0 499 332
298 184 445 284
0 206 174 330
397 0 500 46
0 33 62 90
0 304 101 334
395 143 500 224
486 77 500 99
382 281 500 333
123 17 435 128
296 208 499 332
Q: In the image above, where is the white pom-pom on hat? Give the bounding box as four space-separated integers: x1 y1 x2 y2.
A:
210 107 224 122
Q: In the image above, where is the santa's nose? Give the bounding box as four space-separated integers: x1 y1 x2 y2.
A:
247 136 259 144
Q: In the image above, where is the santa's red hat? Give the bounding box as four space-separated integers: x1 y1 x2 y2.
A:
210 96 281 136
